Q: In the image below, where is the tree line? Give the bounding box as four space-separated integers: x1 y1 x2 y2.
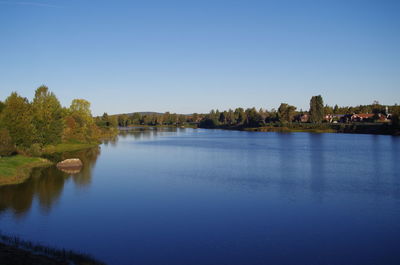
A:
198 95 400 129
100 95 399 130
3 89 397 157
95 112 196 128
0 86 114 156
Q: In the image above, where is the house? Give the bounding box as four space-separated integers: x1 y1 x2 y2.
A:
350 113 374 122
325 114 346 123
296 113 309 122
377 113 390 122
325 114 333 123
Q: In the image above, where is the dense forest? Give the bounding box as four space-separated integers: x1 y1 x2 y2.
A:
0 86 117 157
102 95 399 133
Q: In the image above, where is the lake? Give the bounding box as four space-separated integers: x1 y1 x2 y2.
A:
1 128 400 265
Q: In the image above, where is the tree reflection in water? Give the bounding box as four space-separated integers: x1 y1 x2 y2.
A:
0 147 100 218
0 128 178 218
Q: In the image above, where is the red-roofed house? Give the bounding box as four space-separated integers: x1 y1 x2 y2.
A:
351 113 374 122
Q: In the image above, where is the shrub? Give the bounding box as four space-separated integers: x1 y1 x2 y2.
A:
43 145 56 154
199 118 218 128
27 143 43 157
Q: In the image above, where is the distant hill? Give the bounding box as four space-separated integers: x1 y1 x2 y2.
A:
103 112 163 117
108 112 193 117
128 112 164 116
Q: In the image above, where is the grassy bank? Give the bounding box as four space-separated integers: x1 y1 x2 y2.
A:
43 142 99 154
0 127 119 186
0 142 102 186
0 155 52 186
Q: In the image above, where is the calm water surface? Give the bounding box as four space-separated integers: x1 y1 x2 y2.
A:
1 128 400 265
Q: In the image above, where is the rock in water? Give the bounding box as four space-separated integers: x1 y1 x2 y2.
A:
56 158 83 174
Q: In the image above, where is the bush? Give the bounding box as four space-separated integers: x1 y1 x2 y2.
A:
43 145 56 154
27 143 43 157
0 128 16 156
199 118 218 128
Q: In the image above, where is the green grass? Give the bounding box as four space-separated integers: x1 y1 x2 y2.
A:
0 142 100 186
43 142 99 154
0 155 52 186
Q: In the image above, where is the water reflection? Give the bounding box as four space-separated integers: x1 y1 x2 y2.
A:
391 136 400 198
0 129 400 265
118 126 180 141
309 133 325 200
1 130 399 219
278 133 297 195
0 147 100 217
102 137 118 146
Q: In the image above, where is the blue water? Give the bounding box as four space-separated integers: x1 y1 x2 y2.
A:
1 128 400 265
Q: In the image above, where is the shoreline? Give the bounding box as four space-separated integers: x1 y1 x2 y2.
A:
122 123 399 135
0 233 105 265
0 242 64 265
126 124 197 129
199 123 399 136
0 142 101 187
0 156 52 186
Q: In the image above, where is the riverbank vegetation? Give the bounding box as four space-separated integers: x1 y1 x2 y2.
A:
0 86 117 185
244 123 396 134
0 232 105 265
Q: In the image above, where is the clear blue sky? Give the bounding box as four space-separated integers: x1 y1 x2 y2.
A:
0 0 399 115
